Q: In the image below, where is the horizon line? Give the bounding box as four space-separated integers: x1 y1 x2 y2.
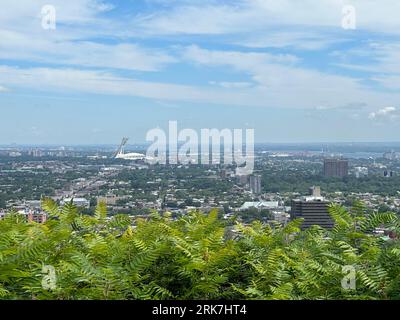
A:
3 141 400 147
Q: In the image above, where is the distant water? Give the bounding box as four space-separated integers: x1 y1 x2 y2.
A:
338 152 382 159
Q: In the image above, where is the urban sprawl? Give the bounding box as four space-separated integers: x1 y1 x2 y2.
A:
1 143 400 239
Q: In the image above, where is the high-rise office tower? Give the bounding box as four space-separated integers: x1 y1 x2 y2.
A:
291 186 333 229
249 175 262 194
323 159 349 177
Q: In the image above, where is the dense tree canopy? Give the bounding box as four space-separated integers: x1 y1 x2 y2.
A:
0 200 399 300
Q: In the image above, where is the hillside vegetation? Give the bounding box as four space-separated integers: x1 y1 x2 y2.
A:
0 200 399 300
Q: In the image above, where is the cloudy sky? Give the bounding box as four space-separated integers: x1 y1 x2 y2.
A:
1 0 400 144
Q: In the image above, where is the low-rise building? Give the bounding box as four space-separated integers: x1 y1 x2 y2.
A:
61 197 90 208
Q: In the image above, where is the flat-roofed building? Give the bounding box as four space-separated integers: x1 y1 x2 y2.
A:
323 159 348 177
249 175 262 194
61 197 90 209
290 186 334 229
239 201 279 211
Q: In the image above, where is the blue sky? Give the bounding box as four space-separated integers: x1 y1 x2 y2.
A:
1 0 400 144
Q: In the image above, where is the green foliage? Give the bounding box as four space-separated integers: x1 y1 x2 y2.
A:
0 200 399 300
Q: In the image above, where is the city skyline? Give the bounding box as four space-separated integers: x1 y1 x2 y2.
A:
1 0 400 144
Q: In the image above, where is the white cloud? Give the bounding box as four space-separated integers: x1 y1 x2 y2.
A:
0 85 9 92
373 76 400 91
236 31 349 50
136 4 253 35
0 0 178 72
0 65 259 106
64 42 176 71
368 106 398 120
0 27 176 72
333 42 400 76
209 81 253 89
370 43 400 74
181 45 400 110
0 0 112 25
1 52 399 111
137 0 400 36
183 45 299 68
1 0 399 115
